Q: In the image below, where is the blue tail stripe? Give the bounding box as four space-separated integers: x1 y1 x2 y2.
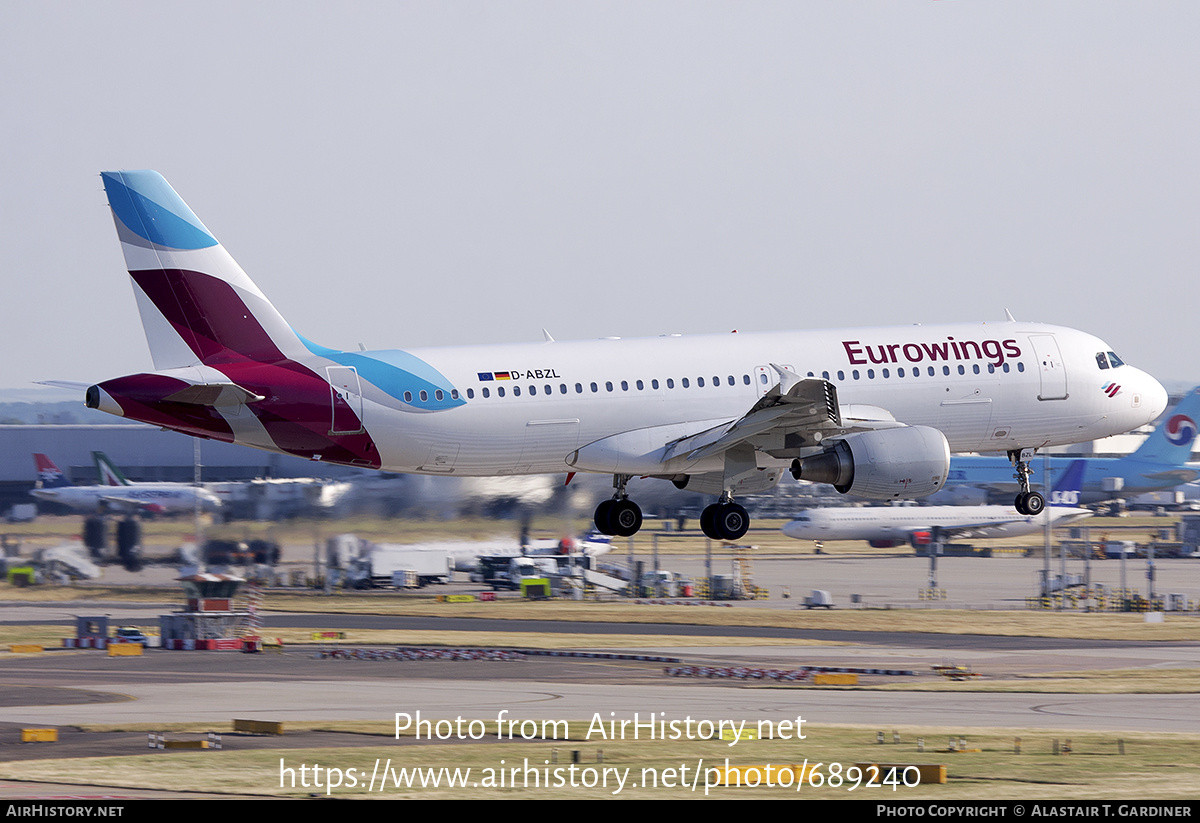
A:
101 171 218 251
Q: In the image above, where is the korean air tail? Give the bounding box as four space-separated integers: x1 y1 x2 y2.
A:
1127 387 1200 465
92 452 132 487
99 170 308 370
33 454 70 488
1047 459 1086 507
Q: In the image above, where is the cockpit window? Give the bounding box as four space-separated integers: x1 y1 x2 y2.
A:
1107 352 1124 368
1096 352 1110 370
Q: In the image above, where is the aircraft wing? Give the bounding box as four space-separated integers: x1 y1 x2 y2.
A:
1138 468 1200 484
98 495 168 515
664 366 902 463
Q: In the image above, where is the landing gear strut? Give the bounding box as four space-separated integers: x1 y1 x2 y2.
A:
700 493 750 542
1009 449 1045 516
594 475 643 537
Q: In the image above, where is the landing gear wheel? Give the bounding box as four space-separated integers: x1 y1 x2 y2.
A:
700 505 719 540
714 503 749 541
608 499 643 537
594 499 615 535
1014 492 1029 515
1023 491 1045 516
700 503 750 541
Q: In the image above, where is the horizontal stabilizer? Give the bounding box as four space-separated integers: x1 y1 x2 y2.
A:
163 383 266 408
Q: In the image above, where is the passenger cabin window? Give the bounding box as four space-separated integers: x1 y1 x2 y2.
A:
513 386 521 396
482 387 490 398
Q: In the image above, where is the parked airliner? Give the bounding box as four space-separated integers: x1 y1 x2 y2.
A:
782 460 1092 547
84 171 1167 540
30 453 221 514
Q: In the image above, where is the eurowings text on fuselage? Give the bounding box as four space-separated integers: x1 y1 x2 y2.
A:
85 171 1168 540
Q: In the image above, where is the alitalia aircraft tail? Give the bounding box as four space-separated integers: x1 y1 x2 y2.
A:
99 170 308 369
92 452 132 487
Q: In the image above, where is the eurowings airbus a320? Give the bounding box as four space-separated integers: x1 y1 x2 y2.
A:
85 171 1168 540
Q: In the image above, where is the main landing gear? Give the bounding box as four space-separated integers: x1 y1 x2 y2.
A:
591 476 752 541
700 497 750 542
594 475 643 538
1009 448 1045 516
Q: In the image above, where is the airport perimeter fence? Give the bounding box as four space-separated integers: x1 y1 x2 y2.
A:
1024 587 1198 612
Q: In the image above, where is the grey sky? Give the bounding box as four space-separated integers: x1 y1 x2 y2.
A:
2 1 1197 390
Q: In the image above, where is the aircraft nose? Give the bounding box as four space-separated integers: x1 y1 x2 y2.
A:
1141 371 1168 420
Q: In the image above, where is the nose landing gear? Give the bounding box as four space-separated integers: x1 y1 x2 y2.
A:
1009 449 1046 516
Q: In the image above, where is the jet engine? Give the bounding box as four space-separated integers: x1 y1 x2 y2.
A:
790 426 950 500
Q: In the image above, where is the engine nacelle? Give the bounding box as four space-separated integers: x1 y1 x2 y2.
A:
790 426 950 500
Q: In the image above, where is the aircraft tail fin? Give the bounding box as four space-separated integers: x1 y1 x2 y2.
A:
100 170 308 370
1128 387 1200 465
1047 459 1087 507
33 454 70 488
92 452 132 487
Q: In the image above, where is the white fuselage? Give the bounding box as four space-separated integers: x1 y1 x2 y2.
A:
341 321 1164 477
32 484 221 514
782 503 1092 543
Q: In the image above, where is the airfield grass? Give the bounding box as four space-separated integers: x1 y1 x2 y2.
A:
1 724 1197 799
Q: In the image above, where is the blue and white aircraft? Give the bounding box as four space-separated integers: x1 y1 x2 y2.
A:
83 171 1168 540
937 387 1200 505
